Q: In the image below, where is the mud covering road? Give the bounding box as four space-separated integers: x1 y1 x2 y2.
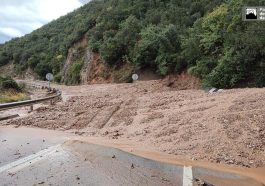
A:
2 80 265 169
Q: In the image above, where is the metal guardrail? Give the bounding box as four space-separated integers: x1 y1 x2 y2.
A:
0 91 61 111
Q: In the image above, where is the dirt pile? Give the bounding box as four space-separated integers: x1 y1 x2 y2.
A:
3 80 265 168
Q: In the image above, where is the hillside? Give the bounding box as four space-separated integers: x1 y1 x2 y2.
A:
0 0 265 87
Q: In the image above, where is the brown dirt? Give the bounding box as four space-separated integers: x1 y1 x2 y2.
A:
2 80 265 168
0 63 15 77
163 72 201 90
85 53 113 84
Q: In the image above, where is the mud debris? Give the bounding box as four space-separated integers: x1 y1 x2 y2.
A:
3 80 265 168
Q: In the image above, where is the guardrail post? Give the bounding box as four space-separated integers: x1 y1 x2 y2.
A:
29 104 33 112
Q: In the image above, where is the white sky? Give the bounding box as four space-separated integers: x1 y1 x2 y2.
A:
0 0 90 43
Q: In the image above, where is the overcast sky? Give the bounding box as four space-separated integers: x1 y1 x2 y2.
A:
0 0 90 44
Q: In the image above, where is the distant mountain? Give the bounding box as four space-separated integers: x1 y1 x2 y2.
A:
0 0 265 88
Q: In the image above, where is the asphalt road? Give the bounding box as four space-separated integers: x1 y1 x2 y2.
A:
0 127 263 186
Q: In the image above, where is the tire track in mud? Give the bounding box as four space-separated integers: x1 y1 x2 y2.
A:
96 103 122 129
4 82 265 168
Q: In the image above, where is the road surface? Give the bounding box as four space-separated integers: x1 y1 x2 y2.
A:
0 126 263 186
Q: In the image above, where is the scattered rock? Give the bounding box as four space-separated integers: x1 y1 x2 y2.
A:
194 178 214 186
8 172 16 177
209 88 218 93
14 151 21 156
74 112 85 117
161 177 169 182
74 131 85 136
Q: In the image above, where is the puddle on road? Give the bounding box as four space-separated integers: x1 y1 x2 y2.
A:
0 126 264 185
65 138 265 185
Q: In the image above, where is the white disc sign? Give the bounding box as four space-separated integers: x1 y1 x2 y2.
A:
46 73 54 81
132 74 139 81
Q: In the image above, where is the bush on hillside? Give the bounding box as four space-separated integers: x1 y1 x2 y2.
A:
0 76 21 92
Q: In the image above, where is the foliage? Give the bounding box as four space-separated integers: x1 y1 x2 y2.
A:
113 64 135 83
1 0 265 88
133 24 181 75
54 73 62 83
0 76 21 92
185 0 265 88
0 91 29 103
66 60 84 85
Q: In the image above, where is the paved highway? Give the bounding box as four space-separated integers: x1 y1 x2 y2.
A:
0 127 263 186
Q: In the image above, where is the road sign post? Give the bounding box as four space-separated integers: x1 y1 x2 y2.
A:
46 73 54 90
132 74 139 82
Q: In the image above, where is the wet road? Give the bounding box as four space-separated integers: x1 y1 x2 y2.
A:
0 127 264 186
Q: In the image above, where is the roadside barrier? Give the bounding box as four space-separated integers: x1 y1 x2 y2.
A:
0 90 61 111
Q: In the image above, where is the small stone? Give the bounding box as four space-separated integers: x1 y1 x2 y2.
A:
8 172 16 177
161 177 169 182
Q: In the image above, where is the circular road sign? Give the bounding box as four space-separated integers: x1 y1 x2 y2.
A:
132 74 139 81
46 73 54 81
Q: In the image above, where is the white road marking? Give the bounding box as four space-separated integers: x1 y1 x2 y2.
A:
0 144 61 173
183 166 193 186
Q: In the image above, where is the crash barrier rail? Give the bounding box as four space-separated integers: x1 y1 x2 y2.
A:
16 80 50 89
0 90 61 111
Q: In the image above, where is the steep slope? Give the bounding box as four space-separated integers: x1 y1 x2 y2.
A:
0 0 265 88
0 1 100 81
0 0 223 82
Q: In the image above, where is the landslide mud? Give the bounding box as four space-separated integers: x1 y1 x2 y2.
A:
2 80 265 169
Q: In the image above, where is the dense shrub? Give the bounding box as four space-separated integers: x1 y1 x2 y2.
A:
0 76 21 91
66 60 84 85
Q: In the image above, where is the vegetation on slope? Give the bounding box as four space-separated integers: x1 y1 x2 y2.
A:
0 0 265 88
0 76 29 103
